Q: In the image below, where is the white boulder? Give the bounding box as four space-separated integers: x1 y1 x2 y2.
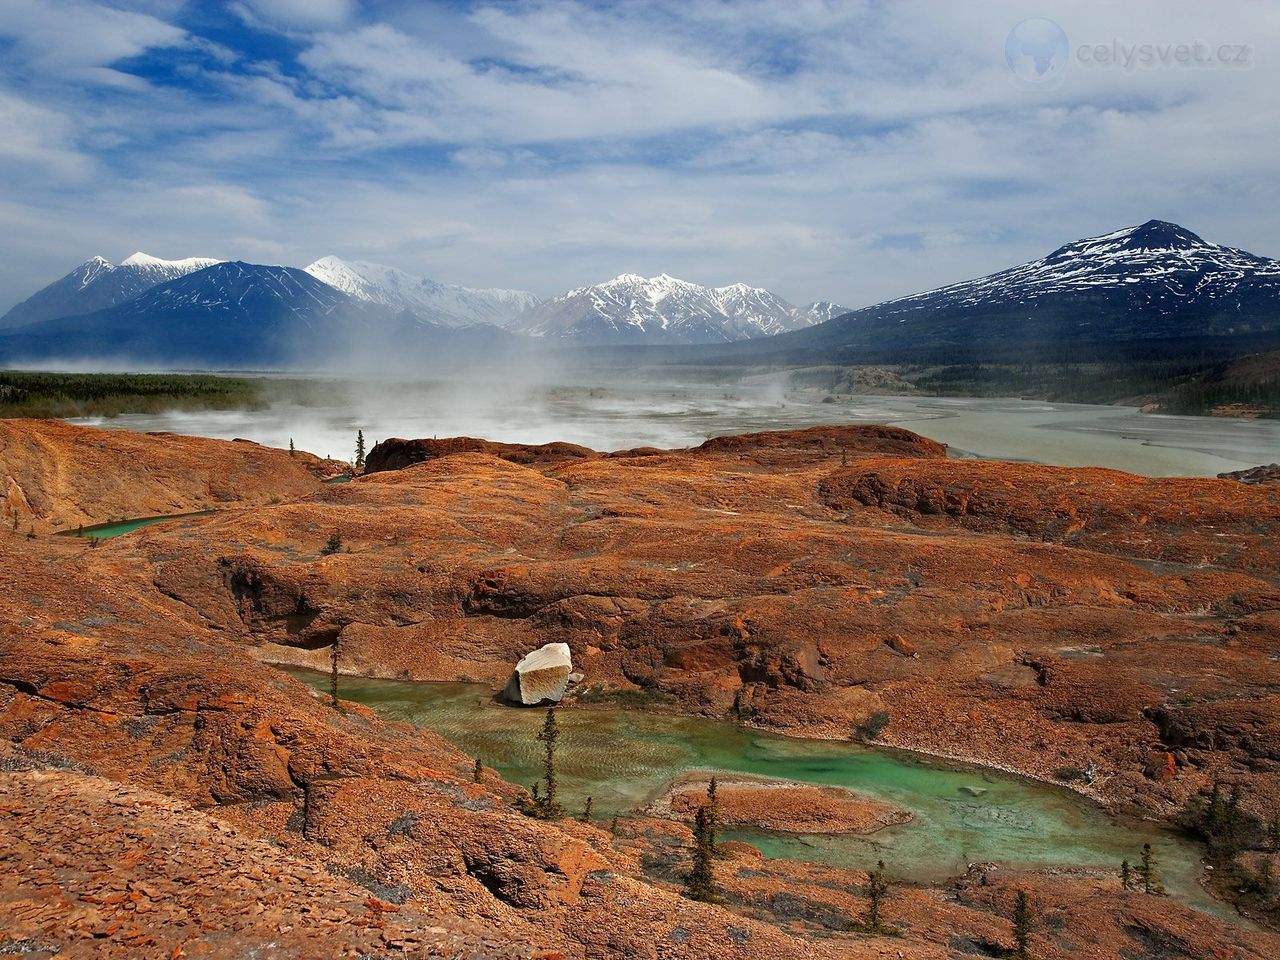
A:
502 642 574 706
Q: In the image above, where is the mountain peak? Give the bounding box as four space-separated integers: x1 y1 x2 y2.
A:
122 252 163 267
307 254 349 271
715 281 768 295
1120 220 1207 251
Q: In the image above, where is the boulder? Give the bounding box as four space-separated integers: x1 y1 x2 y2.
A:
502 643 573 706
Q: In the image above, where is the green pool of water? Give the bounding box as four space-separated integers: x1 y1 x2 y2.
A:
58 510 216 539
292 672 1221 916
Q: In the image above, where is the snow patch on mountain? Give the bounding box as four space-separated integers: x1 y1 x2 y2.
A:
120 252 221 273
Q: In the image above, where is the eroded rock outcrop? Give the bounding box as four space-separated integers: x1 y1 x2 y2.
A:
0 418 334 533
365 436 594 473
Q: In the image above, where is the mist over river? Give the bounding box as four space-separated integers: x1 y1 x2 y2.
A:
70 371 1279 476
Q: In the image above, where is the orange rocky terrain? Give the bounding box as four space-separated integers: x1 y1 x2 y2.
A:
1 418 1278 957
0 418 349 534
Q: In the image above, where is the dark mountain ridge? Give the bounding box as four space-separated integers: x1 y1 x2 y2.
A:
0 261 514 369
711 220 1280 364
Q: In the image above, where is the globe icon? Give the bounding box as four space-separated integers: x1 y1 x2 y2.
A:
1004 18 1069 85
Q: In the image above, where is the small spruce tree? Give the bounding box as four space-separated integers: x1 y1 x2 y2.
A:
1204 782 1226 836
322 529 343 556
1255 858 1274 896
1012 889 1034 959
861 860 890 933
1120 859 1133 891
329 637 341 710
289 438 296 457
706 776 727 858
1138 842 1164 895
684 805 720 903
473 757 483 783
581 796 594 823
355 430 366 470
515 708 567 821
536 707 563 818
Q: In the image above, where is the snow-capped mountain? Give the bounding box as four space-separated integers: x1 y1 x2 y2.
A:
875 220 1280 320
304 256 539 327
510 273 841 344
0 261 520 367
0 252 222 328
757 220 1280 361
1 262 369 365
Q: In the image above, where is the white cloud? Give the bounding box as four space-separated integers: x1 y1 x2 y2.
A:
0 0 187 78
0 92 93 180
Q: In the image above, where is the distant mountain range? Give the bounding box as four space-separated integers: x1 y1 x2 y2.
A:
509 273 844 343
0 220 1277 367
0 253 835 353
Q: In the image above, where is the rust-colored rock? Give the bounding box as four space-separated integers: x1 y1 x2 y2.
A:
365 436 595 473
646 773 912 834
3 419 1280 955
0 418 331 533
694 423 946 461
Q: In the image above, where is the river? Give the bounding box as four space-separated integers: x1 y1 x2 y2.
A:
70 375 1279 477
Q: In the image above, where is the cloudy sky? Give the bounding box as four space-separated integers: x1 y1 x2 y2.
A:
0 0 1276 311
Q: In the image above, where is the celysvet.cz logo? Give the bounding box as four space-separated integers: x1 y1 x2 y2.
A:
1005 18 1252 87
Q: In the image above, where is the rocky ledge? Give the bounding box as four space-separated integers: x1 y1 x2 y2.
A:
1220 462 1280 484
643 772 912 835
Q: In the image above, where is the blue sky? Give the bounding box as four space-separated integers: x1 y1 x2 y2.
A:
0 0 1277 310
